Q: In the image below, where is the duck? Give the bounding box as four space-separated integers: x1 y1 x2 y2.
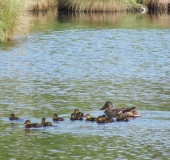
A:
41 118 53 126
107 117 115 123
116 112 129 122
102 115 114 123
70 113 76 121
74 109 84 117
100 101 141 118
85 114 96 122
24 120 41 128
53 113 64 122
101 115 115 123
9 114 19 121
96 116 103 123
70 109 84 121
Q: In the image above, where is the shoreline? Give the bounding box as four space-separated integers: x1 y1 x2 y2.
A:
0 0 170 42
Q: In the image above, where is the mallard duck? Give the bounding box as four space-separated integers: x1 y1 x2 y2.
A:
24 120 41 128
41 118 53 126
53 114 64 122
85 114 96 122
100 101 141 117
9 114 19 121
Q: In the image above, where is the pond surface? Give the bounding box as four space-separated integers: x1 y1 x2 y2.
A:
0 11 170 159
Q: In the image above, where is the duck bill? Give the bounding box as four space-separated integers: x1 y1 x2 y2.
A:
100 104 107 110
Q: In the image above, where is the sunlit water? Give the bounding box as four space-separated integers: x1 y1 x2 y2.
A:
0 11 170 159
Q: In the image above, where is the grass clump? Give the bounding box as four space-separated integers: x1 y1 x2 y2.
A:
58 0 144 12
26 0 58 12
0 0 30 42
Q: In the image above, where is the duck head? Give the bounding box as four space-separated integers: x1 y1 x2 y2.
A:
24 120 31 125
53 114 58 119
74 109 79 114
97 116 103 123
85 114 91 120
70 113 76 120
100 101 114 112
10 114 15 118
41 118 46 124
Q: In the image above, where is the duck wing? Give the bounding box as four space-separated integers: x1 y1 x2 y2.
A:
122 107 136 113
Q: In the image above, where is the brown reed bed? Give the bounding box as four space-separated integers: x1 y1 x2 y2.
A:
142 0 170 11
58 0 144 12
26 0 58 12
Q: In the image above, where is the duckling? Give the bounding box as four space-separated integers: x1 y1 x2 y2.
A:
53 113 64 122
85 114 96 122
100 115 107 123
9 114 19 121
70 113 76 121
41 118 53 126
77 111 84 118
74 109 84 117
76 116 83 120
105 115 114 123
70 109 84 121
74 109 79 115
24 120 41 128
96 116 103 123
116 113 129 122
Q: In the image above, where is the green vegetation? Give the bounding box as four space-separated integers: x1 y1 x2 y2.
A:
0 0 30 42
0 0 58 42
0 0 169 42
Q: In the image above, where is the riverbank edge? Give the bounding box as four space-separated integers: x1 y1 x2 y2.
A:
1 0 170 42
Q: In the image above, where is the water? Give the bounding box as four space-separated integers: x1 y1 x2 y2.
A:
0 11 170 159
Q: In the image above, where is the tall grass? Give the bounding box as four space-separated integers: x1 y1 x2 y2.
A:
0 0 30 42
58 0 143 12
26 0 58 12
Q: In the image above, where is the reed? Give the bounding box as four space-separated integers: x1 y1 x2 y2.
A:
142 0 170 11
26 0 58 12
0 0 30 42
58 0 143 12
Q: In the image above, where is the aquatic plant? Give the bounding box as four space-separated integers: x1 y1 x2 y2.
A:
58 0 144 12
26 0 58 12
0 0 30 42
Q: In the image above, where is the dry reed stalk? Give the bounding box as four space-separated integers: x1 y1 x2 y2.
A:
58 0 139 12
26 0 58 12
13 13 31 39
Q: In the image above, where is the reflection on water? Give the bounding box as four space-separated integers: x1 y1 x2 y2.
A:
0 11 170 159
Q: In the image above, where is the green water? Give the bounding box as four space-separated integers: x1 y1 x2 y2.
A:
0 11 170 159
